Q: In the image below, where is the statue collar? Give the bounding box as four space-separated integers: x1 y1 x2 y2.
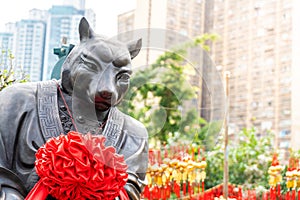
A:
37 80 125 150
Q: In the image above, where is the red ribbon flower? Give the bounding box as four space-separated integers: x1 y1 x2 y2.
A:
25 131 128 200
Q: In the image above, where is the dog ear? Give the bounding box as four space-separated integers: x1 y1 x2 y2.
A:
127 38 142 59
79 17 95 42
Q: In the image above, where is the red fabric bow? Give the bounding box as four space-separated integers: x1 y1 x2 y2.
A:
25 131 129 200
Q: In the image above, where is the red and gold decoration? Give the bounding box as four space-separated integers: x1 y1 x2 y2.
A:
285 150 300 200
25 131 128 200
142 146 207 199
142 146 300 199
202 183 242 200
268 152 283 200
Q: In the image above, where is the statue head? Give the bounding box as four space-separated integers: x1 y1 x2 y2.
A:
61 17 142 112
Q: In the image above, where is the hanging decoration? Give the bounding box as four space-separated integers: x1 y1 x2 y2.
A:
142 145 207 199
268 152 283 200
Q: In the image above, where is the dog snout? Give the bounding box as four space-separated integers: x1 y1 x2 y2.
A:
99 90 113 99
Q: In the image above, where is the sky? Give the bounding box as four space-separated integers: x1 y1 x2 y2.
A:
0 0 136 36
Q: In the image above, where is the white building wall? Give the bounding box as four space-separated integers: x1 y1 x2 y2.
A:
0 32 14 69
291 0 300 150
14 20 46 82
42 4 95 80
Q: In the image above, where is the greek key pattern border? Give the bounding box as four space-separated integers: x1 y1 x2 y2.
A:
103 107 124 147
37 81 64 141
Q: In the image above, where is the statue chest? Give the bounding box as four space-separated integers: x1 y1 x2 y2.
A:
37 81 125 149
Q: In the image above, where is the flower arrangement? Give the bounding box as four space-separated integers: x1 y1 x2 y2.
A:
25 131 128 200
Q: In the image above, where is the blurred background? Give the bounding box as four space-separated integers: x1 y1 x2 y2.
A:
0 0 300 195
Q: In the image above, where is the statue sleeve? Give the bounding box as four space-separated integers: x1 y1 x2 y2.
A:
0 167 27 200
0 84 35 199
119 128 149 200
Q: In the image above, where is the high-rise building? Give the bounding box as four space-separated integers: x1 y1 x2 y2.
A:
4 23 16 33
118 0 207 119
203 0 299 156
42 4 96 80
85 9 96 30
29 9 48 21
119 0 300 157
118 10 135 42
57 0 86 11
0 32 14 69
0 22 15 70
0 1 95 82
13 19 46 82
118 0 204 55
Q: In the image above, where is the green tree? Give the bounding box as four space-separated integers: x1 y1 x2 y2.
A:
205 128 274 189
119 34 219 145
0 49 28 91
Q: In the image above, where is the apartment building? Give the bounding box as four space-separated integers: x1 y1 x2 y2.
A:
203 0 300 155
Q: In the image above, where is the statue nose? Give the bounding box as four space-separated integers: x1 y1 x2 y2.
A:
99 90 113 99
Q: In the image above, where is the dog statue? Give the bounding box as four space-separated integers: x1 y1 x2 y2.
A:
0 17 148 200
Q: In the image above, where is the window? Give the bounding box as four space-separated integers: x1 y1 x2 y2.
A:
279 130 291 137
279 120 291 127
261 121 272 130
279 140 290 148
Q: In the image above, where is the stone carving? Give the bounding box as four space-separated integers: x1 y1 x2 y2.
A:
37 81 64 140
0 17 148 200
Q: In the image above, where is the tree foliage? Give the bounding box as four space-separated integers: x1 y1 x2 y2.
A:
0 49 28 91
205 128 275 190
119 34 219 145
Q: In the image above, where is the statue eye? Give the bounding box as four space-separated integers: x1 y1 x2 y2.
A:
86 63 98 72
117 73 131 82
80 54 98 71
80 54 88 62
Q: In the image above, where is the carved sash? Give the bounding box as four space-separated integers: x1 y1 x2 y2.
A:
37 80 64 142
102 107 125 149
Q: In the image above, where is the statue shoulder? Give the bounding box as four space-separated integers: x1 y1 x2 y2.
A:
0 82 38 102
118 110 148 139
0 82 39 139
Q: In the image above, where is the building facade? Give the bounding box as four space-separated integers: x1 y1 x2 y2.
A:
0 32 14 69
118 10 135 42
118 0 205 60
203 0 300 155
13 19 46 82
0 0 95 82
118 0 300 157
42 5 96 80
118 0 207 122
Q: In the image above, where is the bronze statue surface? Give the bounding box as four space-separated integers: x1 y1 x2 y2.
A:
0 18 148 200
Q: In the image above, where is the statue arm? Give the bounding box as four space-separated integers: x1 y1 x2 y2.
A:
124 173 147 200
120 128 149 200
0 84 36 199
0 167 26 200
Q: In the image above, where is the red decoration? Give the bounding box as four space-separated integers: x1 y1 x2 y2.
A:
292 189 296 200
164 146 168 159
191 147 195 160
154 186 160 199
166 184 171 198
174 182 181 198
277 184 281 197
157 149 162 164
188 183 193 198
149 149 154 165
25 131 128 200
142 185 149 199
263 192 268 200
238 187 242 200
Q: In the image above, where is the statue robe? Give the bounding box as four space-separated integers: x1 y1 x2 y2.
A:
0 80 148 200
